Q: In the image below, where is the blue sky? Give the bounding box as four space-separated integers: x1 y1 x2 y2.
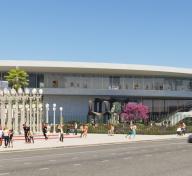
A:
0 0 192 68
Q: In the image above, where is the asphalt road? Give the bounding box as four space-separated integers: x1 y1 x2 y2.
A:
0 138 191 176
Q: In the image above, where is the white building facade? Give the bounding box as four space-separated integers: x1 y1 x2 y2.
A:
1 60 192 123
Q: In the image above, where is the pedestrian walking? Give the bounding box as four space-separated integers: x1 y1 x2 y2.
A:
80 124 84 138
110 124 114 136
8 129 14 148
42 123 48 140
58 125 64 142
74 122 78 135
28 130 34 143
3 127 10 148
82 124 88 138
132 124 137 138
108 124 114 136
176 124 182 136
23 124 30 143
126 125 133 139
108 123 112 136
181 121 186 135
0 127 3 147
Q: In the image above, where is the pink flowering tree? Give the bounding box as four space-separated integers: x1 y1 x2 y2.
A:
120 102 149 123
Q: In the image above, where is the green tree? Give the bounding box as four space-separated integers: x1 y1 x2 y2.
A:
5 68 29 90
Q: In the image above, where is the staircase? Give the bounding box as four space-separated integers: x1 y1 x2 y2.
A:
162 110 192 126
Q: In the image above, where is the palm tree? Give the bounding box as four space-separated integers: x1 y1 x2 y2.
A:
5 68 29 90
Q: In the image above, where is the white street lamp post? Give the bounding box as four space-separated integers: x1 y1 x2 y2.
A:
53 103 56 133
32 104 36 133
25 104 30 126
59 107 63 125
45 103 49 124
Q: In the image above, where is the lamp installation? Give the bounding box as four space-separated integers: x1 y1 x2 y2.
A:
0 88 43 134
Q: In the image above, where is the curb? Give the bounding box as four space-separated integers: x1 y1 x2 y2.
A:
0 136 188 153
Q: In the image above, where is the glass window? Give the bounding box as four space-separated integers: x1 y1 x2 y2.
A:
124 77 133 89
52 80 58 88
153 78 164 90
102 76 110 89
29 73 37 88
109 76 120 90
164 79 173 90
143 78 153 90
142 99 152 112
133 77 143 90
37 74 44 88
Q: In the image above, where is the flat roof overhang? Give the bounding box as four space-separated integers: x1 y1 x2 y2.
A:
0 60 192 77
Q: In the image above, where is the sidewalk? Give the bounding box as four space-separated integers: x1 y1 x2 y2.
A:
0 133 189 152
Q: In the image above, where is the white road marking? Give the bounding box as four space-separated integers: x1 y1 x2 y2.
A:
39 168 49 171
111 153 117 155
0 173 9 176
166 152 171 154
72 157 79 160
123 157 132 160
24 162 31 165
73 164 81 166
101 160 109 162
140 150 147 152
49 160 56 162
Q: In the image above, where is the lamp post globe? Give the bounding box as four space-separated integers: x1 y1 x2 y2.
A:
18 88 23 95
24 88 30 95
39 89 43 95
32 88 37 95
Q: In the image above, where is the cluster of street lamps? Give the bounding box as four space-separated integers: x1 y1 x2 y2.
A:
45 103 63 133
0 87 43 134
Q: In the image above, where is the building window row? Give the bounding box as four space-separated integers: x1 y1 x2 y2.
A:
1 72 192 91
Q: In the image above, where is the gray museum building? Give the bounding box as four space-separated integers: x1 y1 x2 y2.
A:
1 60 192 124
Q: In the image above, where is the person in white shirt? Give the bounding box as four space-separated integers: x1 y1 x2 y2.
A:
177 126 182 136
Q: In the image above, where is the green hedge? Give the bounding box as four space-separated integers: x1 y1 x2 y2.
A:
49 123 192 135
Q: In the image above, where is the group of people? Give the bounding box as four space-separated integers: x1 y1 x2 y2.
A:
0 126 14 148
0 121 138 148
176 121 186 136
57 123 89 141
